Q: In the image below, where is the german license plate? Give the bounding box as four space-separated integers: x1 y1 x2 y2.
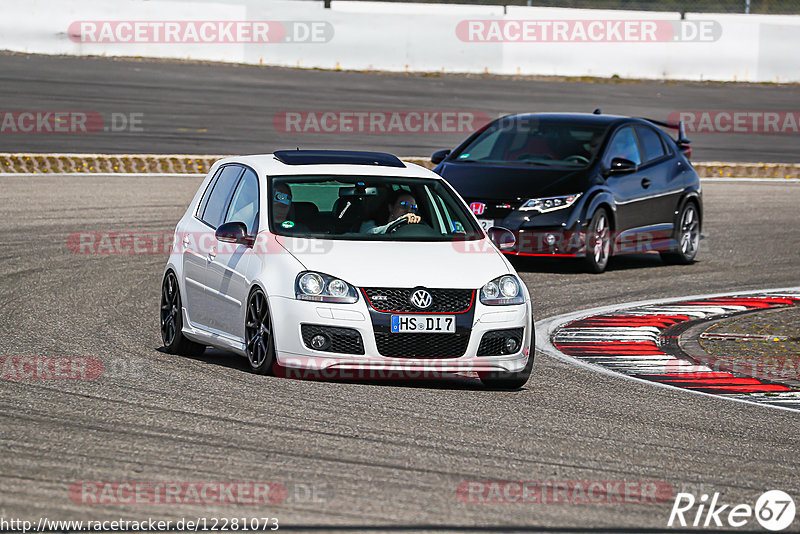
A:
391 315 455 333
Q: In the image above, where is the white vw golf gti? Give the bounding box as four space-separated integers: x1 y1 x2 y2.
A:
160 150 533 388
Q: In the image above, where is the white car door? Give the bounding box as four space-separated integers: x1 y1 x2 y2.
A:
181 216 213 329
205 166 259 339
184 164 244 331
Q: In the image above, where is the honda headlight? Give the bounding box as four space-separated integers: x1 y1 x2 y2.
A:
480 275 524 305
520 193 581 213
295 272 359 303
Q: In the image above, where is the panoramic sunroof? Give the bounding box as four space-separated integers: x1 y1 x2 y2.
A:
273 150 406 168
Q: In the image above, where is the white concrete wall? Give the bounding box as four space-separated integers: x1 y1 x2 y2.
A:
0 0 797 82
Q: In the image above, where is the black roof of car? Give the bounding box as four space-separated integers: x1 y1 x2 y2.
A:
492 112 632 125
483 112 688 142
273 150 406 168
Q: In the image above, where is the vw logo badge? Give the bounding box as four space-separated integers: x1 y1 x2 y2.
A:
410 289 433 310
470 202 486 216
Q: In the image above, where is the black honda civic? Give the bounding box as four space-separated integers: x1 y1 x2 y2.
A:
431 112 702 273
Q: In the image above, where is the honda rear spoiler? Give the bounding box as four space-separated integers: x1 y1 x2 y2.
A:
641 118 692 159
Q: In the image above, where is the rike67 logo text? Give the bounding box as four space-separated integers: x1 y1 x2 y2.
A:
669 490 795 531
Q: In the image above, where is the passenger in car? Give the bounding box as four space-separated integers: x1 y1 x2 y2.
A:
581 130 605 159
272 182 292 223
272 182 310 233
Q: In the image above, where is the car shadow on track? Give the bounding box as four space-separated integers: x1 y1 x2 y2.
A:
284 376 495 392
157 347 531 392
509 252 670 274
156 346 252 373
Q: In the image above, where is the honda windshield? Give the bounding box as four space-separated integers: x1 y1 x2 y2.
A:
454 117 609 168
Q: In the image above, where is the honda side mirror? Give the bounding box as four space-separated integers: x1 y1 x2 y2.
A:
603 157 638 177
487 226 516 250
431 149 451 165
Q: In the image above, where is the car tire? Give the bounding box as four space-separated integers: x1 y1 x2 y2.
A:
160 271 206 357
583 208 612 273
660 201 700 265
478 352 534 390
245 288 276 375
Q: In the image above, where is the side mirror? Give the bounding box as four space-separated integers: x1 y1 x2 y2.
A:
216 221 252 245
431 149 451 165
603 157 638 177
487 226 516 250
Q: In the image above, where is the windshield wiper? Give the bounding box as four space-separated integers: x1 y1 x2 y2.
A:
455 159 491 164
518 160 553 166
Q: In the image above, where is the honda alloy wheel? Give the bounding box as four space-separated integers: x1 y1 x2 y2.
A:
584 208 611 273
661 202 700 265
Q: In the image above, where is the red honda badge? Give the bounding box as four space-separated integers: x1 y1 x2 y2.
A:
470 202 486 215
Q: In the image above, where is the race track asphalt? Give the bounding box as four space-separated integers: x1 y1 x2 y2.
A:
0 174 798 530
1 52 800 162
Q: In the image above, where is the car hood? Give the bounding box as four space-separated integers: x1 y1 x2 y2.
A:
278 237 511 288
438 162 590 199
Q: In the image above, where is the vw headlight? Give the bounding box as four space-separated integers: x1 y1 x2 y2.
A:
480 275 524 305
520 193 581 213
296 272 359 303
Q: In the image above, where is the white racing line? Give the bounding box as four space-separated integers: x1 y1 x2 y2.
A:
701 178 800 183
535 286 800 413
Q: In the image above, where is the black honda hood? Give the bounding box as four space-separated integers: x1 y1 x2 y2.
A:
436 161 592 200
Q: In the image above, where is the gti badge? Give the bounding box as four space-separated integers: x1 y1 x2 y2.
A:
410 289 433 310
470 202 486 216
